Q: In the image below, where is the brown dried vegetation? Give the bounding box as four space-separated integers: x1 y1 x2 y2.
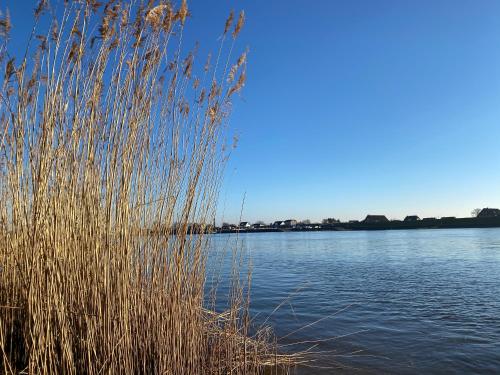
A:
0 1 299 374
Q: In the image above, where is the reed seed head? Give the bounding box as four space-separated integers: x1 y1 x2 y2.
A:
232 10 245 39
224 10 234 35
0 9 11 37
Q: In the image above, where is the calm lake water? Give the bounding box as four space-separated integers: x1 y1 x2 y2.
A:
209 228 500 374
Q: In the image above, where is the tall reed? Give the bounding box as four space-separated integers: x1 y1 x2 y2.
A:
0 1 294 373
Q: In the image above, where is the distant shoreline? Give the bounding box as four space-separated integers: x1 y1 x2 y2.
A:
215 216 500 234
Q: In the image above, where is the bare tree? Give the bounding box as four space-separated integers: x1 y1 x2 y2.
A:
471 208 482 217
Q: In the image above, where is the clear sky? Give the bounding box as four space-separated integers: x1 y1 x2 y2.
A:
4 1 500 224
215 0 500 224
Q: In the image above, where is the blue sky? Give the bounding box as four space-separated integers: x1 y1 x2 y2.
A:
5 1 500 223
215 0 500 223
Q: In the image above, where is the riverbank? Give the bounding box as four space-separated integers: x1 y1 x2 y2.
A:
216 216 500 233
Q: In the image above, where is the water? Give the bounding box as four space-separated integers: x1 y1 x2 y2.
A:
209 228 500 374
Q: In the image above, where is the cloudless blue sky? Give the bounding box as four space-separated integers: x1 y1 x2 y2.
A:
5 1 500 224
215 0 500 223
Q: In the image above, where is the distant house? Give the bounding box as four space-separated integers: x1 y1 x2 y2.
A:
322 218 340 224
222 224 236 230
404 215 420 222
363 215 389 224
239 222 251 228
296 222 312 229
422 217 437 221
252 223 266 229
283 219 297 227
477 208 500 218
272 221 284 228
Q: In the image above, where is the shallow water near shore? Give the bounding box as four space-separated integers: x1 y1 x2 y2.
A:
209 228 500 374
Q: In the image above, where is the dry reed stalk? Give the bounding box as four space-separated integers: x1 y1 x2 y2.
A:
0 1 297 374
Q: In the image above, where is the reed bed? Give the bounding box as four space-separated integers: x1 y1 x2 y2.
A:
0 1 299 373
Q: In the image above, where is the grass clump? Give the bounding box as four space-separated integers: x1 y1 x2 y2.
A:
0 1 296 373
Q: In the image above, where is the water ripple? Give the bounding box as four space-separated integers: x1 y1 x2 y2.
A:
209 228 500 374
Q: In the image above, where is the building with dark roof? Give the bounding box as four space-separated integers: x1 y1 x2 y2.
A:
322 218 340 224
404 215 420 222
477 208 500 218
252 223 266 229
363 215 389 224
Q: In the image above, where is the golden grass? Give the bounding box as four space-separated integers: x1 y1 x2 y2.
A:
0 1 299 373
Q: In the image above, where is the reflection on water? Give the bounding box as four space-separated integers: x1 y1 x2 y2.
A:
209 228 500 374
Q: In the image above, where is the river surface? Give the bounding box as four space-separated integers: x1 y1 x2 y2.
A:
209 228 500 374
